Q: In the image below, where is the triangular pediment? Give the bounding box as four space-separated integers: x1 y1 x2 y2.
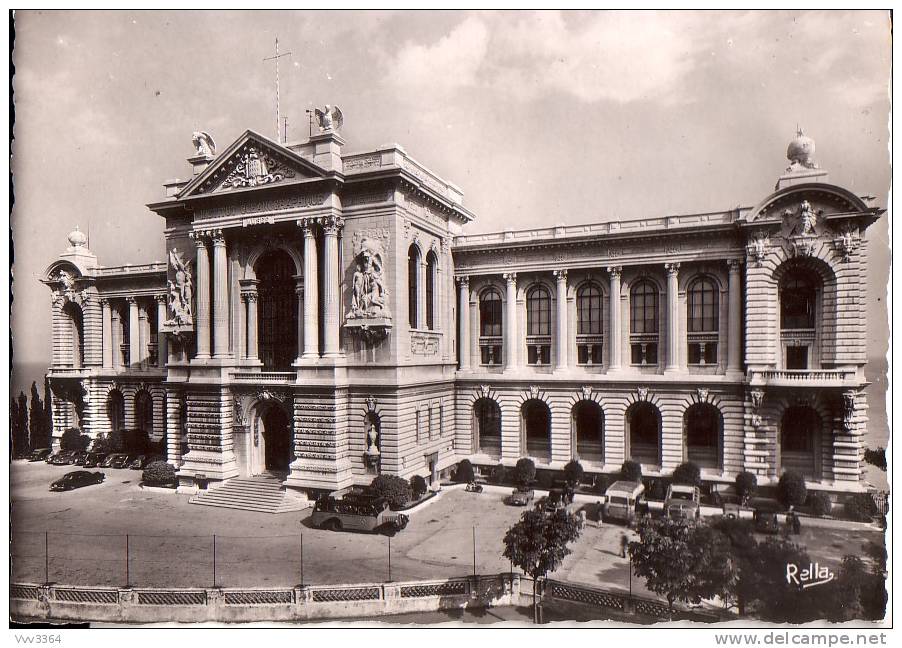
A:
178 130 327 199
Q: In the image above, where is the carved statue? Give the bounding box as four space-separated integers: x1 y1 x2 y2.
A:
192 131 216 157
56 270 76 293
365 418 380 456
165 248 194 327
347 235 388 319
314 105 344 132
797 200 818 236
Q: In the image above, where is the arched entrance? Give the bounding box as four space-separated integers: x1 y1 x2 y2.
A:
135 390 154 436
626 402 661 466
473 398 501 457
684 403 723 470
780 405 822 479
521 399 551 460
258 404 292 474
107 389 124 432
572 400 604 462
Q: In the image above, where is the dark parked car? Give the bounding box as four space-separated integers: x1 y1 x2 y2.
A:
543 488 573 513
28 448 51 462
48 450 78 465
507 488 534 506
50 470 105 492
101 453 126 468
753 505 781 534
83 452 108 468
111 454 137 469
129 455 161 470
71 451 90 466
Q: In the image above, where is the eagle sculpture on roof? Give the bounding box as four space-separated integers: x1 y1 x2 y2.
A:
314 105 343 133
192 131 217 157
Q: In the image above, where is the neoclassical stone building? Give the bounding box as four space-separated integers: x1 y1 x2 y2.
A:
42 124 883 497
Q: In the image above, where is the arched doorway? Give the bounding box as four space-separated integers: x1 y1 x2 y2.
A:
626 402 661 466
780 406 821 479
255 251 298 369
473 398 501 457
260 405 292 473
521 400 551 460
684 403 722 469
572 400 604 462
107 390 124 432
135 391 154 436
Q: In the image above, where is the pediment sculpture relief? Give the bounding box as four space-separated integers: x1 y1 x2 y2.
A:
221 147 295 190
347 231 390 320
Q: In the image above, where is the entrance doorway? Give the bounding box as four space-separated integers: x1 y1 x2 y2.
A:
425 452 438 486
261 406 292 473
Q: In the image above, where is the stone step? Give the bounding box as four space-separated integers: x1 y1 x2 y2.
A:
189 475 305 514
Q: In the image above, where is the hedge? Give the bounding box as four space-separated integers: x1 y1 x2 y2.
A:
370 474 412 509
142 461 177 487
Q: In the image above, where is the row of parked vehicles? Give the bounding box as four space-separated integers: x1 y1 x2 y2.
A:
28 448 161 470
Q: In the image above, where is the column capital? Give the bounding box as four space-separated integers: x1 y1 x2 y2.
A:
210 229 226 245
297 217 319 234
456 275 470 287
553 269 568 281
100 297 111 307
606 266 622 278
503 272 517 284
189 230 207 245
242 292 258 303
155 293 168 305
728 258 744 273
126 296 138 305
665 262 681 277
322 215 345 234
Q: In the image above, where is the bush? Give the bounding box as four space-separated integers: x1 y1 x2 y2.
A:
454 459 475 483
410 475 428 499
490 463 507 485
620 460 642 483
672 461 702 487
809 492 833 518
845 493 879 522
777 471 808 509
122 428 151 454
60 427 90 452
563 460 585 487
142 460 177 487
370 474 413 509
735 471 758 504
514 458 536 489
864 447 887 472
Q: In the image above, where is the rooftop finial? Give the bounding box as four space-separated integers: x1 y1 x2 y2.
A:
786 127 818 172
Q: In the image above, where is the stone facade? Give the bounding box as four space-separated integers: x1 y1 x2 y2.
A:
42 128 883 496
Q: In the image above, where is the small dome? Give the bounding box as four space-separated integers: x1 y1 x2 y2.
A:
67 226 88 249
787 128 816 166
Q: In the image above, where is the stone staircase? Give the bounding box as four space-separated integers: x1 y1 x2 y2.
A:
189 474 309 514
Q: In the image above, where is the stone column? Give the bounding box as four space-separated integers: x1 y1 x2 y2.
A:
554 269 568 370
191 231 211 359
727 259 743 374
418 258 427 329
300 219 320 359
458 276 470 371
665 262 680 372
127 297 140 367
111 307 121 369
294 275 304 364
101 298 113 369
156 295 167 368
504 272 518 370
138 302 149 367
322 216 344 357
607 266 622 371
211 229 229 358
246 292 259 360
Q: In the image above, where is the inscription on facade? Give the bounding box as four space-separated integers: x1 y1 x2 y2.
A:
196 193 329 221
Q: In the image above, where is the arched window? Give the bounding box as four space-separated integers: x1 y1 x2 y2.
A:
106 390 124 433
687 277 719 365
474 398 501 456
408 245 420 328
479 288 503 366
572 400 604 462
62 302 85 368
684 403 722 469
255 250 298 369
521 400 551 460
630 280 659 365
576 283 604 365
425 251 438 331
526 286 551 365
780 406 821 479
134 391 154 436
780 269 819 370
627 402 661 465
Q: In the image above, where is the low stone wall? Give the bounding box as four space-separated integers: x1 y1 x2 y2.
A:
10 574 522 624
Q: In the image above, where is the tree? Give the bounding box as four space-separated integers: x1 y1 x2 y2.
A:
17 392 30 451
620 459 642 483
709 517 759 614
60 427 89 452
563 459 584 488
776 471 808 510
863 447 887 472
43 379 53 446
672 461 701 487
503 506 583 622
410 474 428 499
370 474 412 509
490 463 507 485
738 537 824 622
734 471 758 505
29 382 45 452
454 459 475 483
10 397 21 457
94 429 125 454
514 458 536 490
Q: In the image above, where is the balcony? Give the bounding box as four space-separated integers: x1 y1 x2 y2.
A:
230 371 296 384
748 369 857 388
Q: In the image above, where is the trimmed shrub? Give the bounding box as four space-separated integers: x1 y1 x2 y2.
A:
142 460 177 487
735 471 758 504
672 461 702 487
490 463 507 485
777 471 808 509
809 491 832 518
454 459 475 484
620 460 642 483
370 474 412 509
563 460 585 487
410 474 428 499
514 458 536 489
60 428 90 452
845 492 879 522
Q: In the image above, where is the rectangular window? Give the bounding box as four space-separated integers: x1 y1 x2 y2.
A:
416 409 422 443
630 341 658 365
527 343 551 366
577 337 604 365
688 336 718 365
786 346 808 370
428 406 434 440
480 340 503 366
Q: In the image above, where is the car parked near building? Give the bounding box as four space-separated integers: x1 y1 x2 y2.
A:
603 481 646 525
50 470 105 492
664 484 702 520
542 488 573 513
753 503 781 534
71 451 90 466
310 492 409 534
129 455 162 470
507 488 534 506
110 454 138 469
82 452 108 468
101 453 126 468
48 450 78 466
28 448 51 462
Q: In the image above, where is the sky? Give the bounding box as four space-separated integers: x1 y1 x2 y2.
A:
10 9 892 386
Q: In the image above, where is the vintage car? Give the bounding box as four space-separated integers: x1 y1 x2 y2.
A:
507 488 535 506
310 492 409 534
753 505 781 534
664 484 702 520
50 470 105 492
100 453 125 468
71 451 90 466
110 454 137 469
603 480 646 525
542 488 574 513
28 448 51 462
82 452 108 468
48 450 78 465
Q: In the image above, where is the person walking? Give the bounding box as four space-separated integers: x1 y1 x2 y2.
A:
619 532 629 558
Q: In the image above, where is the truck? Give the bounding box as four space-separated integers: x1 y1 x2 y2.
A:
603 480 646 525
664 484 701 520
310 491 409 534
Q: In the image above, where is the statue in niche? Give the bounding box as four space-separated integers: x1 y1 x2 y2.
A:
365 417 380 456
165 248 194 327
348 235 388 319
797 200 818 236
